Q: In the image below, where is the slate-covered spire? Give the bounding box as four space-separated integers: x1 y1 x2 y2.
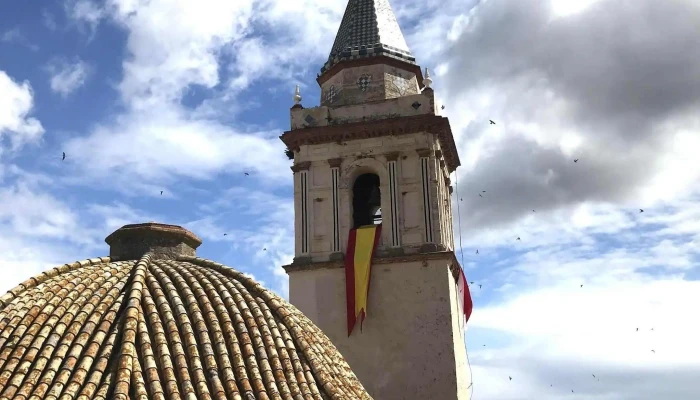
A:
320 0 417 75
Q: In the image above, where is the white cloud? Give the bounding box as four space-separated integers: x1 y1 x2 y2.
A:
0 28 39 51
64 0 105 37
42 9 58 31
46 58 92 97
0 71 44 152
60 0 342 192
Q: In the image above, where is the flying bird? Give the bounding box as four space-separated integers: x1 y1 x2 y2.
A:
478 284 482 289
479 193 483 197
62 152 66 161
592 374 596 378
636 328 639 331
516 237 521 241
482 190 486 193
441 105 445 110
460 198 463 201
263 248 267 251
580 284 583 288
476 249 479 254
470 281 474 285
244 172 250 176
509 376 512 381
574 159 579 163
490 120 496 125
223 233 227 236
640 209 644 213
160 191 163 195
651 350 655 353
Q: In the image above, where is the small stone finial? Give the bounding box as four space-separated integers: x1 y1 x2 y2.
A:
105 222 202 261
423 68 433 89
293 85 302 105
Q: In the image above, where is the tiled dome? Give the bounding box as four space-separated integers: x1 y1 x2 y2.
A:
0 223 371 400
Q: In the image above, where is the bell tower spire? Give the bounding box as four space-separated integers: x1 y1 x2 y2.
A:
281 1 470 398
316 0 426 108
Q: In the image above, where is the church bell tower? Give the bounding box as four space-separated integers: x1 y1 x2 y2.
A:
280 0 470 398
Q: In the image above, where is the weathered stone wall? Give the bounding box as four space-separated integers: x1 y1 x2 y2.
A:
288 254 469 400
291 131 455 263
316 64 421 109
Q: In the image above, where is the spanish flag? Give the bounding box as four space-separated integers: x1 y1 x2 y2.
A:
457 266 473 329
345 224 382 336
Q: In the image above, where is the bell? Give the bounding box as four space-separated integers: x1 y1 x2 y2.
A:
368 186 381 207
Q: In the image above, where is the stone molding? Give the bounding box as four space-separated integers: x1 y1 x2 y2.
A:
328 158 343 168
317 55 425 89
283 250 461 283
281 114 460 173
384 151 400 161
290 161 312 172
416 148 433 157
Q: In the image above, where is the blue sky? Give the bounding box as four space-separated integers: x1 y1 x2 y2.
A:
1 0 700 399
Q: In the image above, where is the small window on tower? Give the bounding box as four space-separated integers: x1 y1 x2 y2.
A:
352 173 381 228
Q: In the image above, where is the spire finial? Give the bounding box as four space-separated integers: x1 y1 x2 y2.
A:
293 85 302 105
423 68 433 89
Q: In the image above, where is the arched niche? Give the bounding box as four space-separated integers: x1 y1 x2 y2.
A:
338 158 391 249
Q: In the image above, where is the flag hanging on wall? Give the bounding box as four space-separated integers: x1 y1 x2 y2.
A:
345 224 382 336
457 266 474 329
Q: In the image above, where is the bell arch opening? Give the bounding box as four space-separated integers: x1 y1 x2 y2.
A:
352 173 382 228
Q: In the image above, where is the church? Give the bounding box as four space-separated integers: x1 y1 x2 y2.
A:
0 0 470 399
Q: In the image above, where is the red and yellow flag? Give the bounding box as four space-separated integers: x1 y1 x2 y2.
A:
345 224 382 336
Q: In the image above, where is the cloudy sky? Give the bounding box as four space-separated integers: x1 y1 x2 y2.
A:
1 0 699 398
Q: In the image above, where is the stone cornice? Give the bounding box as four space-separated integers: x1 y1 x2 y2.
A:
283 250 462 285
290 161 312 172
281 114 460 172
327 158 343 168
317 55 425 89
416 148 433 157
384 151 400 161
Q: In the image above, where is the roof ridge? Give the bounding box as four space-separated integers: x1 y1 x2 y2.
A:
0 256 112 310
111 252 151 400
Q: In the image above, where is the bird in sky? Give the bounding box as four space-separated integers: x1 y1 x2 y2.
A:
640 209 644 213
460 198 463 201
244 172 249 176
476 249 479 254
263 248 267 251
482 190 486 193
532 210 536 212
160 191 163 195
470 281 474 285
580 284 583 288
592 374 596 378
509 376 512 381
651 350 655 353
479 193 483 197
223 233 227 236
478 284 482 289
62 152 66 161
441 105 445 110
637 328 639 331
516 237 521 241
490 120 496 125
574 159 579 163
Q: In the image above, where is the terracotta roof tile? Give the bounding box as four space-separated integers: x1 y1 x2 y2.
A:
0 255 371 400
